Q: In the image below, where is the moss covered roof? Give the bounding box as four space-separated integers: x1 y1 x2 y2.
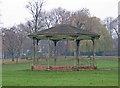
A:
28 24 100 40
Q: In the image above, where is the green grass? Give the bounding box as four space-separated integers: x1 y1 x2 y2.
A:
2 56 118 86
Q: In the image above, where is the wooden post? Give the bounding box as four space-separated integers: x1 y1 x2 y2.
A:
53 40 58 66
76 40 80 65
32 37 36 65
54 43 57 66
74 39 77 67
92 39 95 66
47 37 50 69
36 39 39 65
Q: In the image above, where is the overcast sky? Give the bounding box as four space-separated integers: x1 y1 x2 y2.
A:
0 0 119 28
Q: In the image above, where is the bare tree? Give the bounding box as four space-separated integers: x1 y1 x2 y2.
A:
26 0 45 32
15 24 28 63
104 17 114 35
25 20 34 33
71 8 90 29
58 8 72 25
50 8 63 26
3 27 19 61
42 11 53 29
104 17 119 38
111 17 118 37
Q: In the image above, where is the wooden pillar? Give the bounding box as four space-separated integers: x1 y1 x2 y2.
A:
74 39 77 67
76 40 80 65
53 40 58 66
92 39 95 66
32 37 36 65
47 37 50 69
36 39 39 64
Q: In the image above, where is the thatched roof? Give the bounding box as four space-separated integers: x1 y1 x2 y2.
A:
28 24 100 40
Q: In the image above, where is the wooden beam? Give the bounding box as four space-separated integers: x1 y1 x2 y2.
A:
76 40 80 65
92 39 95 66
47 37 50 69
53 40 59 66
36 39 40 65
32 37 36 65
74 39 77 67
35 34 99 40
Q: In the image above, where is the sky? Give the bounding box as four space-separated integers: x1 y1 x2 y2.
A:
0 0 119 28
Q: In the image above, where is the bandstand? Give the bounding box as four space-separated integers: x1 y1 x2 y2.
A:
28 24 100 71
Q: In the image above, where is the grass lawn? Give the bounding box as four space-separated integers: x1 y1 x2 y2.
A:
2 56 118 86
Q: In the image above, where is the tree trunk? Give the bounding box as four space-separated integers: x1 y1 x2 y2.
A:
19 48 23 59
16 50 20 64
16 58 18 64
2 50 4 64
12 56 14 61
